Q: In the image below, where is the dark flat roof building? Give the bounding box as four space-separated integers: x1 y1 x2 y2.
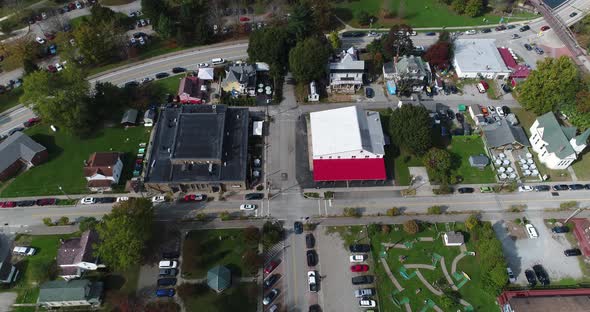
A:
144 105 249 193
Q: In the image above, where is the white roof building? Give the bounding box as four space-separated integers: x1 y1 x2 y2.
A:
453 39 511 79
310 106 385 159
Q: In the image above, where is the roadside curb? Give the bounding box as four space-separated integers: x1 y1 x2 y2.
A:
0 104 23 117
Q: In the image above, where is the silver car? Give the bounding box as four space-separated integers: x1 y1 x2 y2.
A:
354 288 375 298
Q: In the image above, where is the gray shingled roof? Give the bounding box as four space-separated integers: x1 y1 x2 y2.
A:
224 64 256 88
121 109 138 124
535 112 576 159
0 132 46 172
482 121 530 149
38 280 103 303
329 47 365 72
444 231 464 244
469 155 489 167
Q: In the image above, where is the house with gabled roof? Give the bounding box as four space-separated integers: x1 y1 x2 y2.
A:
328 47 364 94
222 63 257 96
529 112 590 169
57 230 102 280
83 152 123 192
482 121 530 150
38 279 103 308
0 132 47 181
383 55 431 92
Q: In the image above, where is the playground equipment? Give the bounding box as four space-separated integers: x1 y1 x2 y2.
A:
453 271 470 289
390 289 410 308
431 253 442 268
418 298 436 312
399 266 417 280
404 239 418 249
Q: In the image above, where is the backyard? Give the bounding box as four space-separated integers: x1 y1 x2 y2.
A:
332 0 533 28
0 124 151 197
447 135 496 184
152 75 183 96
178 282 258 312
368 222 498 312
181 229 260 279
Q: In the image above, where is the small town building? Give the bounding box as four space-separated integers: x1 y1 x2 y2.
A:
178 76 206 104
83 152 123 192
57 230 102 280
0 241 18 284
529 112 590 170
328 47 364 94
308 81 319 102
443 231 464 246
144 105 249 193
0 132 47 181
197 67 214 81
498 288 590 312
453 39 511 79
207 265 231 293
144 108 157 127
309 106 387 182
468 104 487 126
382 55 431 92
482 121 530 150
468 155 489 169
571 218 590 256
222 63 257 96
38 279 103 308
121 109 138 126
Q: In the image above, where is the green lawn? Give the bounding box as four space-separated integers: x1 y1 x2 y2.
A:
152 75 183 96
179 282 258 312
332 0 519 28
0 88 23 113
369 223 498 312
182 229 259 278
393 150 423 186
572 152 590 180
447 135 496 184
0 125 151 197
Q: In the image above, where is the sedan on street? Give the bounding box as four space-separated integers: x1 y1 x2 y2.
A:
350 264 369 272
240 204 257 211
80 197 96 205
263 289 279 305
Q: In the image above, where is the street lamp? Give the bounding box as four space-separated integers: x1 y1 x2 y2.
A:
58 185 71 200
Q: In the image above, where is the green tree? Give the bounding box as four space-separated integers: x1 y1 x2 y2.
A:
451 0 467 14
423 148 452 182
328 31 341 51
89 4 116 23
141 0 167 26
248 26 291 74
92 82 126 120
389 105 433 155
288 2 316 41
464 0 484 17
427 205 443 215
383 24 415 59
517 56 581 114
95 198 154 270
74 19 125 65
289 37 331 83
156 13 174 39
79 217 99 232
23 56 39 74
403 220 419 234
357 11 371 25
305 0 332 31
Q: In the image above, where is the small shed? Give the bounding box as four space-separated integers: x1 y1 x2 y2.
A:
253 121 263 136
197 67 214 80
207 265 231 293
121 109 138 126
443 231 464 246
308 81 319 102
144 109 156 127
469 155 489 169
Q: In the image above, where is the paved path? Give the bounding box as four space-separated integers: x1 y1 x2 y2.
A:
379 258 412 312
451 253 468 275
382 243 408 249
439 257 458 291
414 270 443 296
405 264 436 270
417 237 434 242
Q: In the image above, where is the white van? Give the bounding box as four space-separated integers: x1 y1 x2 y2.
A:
211 58 225 65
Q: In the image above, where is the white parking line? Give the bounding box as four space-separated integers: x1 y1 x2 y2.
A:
324 200 328 216
317 200 322 217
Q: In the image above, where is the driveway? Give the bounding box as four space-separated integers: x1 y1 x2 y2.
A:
493 218 583 285
0 292 17 312
315 227 363 312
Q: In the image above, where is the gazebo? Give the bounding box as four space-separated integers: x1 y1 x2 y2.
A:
207 265 231 293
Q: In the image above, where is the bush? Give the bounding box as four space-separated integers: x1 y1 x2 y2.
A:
79 217 98 232
381 224 391 233
427 205 443 215
262 221 284 248
243 226 261 245
522 217 529 224
465 214 479 231
509 204 526 212
433 184 453 195
324 191 334 199
386 207 399 216
219 211 231 221
548 218 557 224
57 216 70 226
304 192 320 198
403 220 419 234
368 223 381 236
514 218 522 225
343 207 361 217
195 213 206 221
43 217 54 226
560 201 578 210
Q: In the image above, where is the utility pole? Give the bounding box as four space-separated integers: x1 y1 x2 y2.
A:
565 206 586 224
58 185 71 200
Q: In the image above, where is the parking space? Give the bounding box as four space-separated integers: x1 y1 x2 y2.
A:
263 243 287 311
316 227 369 311
493 218 583 285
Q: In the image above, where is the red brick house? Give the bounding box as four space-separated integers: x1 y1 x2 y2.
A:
0 132 47 181
178 76 206 104
571 218 590 256
83 152 123 192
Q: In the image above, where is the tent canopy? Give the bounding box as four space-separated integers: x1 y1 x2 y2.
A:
207 265 231 292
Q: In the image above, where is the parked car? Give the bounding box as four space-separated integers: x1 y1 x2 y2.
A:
525 224 538 238
534 47 544 55
35 36 46 44
8 127 24 135
350 254 367 263
308 305 321 312
350 244 370 253
13 246 36 256
184 194 205 201
507 267 516 283
518 185 534 192
159 268 178 277
172 67 186 73
479 186 493 193
507 24 516 29
0 201 16 208
307 250 317 267
245 193 263 200
155 288 175 297
305 234 315 249
354 288 375 298
116 197 129 202
365 87 374 98
359 299 376 308
511 34 520 39
36 198 56 206
533 264 550 286
425 32 436 36
308 270 318 292
155 72 170 79
352 275 374 285
264 261 278 274
570 12 578 18
152 195 166 203
294 221 303 234
124 81 139 88
552 226 569 233
564 248 582 256
350 264 369 272
264 274 280 289
534 185 551 192
16 200 36 207
585 184 590 190
457 187 474 194
525 269 537 286
23 117 41 128
240 204 257 211
197 62 209 67
569 184 585 190
524 43 533 51
553 184 569 191
263 289 279 305
495 25 507 31
519 25 531 32
465 29 477 35
80 197 96 205
540 25 550 31
158 260 178 269
157 278 177 287
480 28 492 33
96 197 116 203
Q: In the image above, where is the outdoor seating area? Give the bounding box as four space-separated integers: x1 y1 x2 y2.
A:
488 148 542 182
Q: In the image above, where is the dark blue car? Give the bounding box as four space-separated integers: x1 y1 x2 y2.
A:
156 288 175 297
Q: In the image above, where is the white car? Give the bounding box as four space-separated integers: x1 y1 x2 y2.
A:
13 246 36 256
349 254 367 263
359 299 376 308
152 195 166 203
80 197 95 205
55 62 64 72
518 185 534 192
526 224 539 238
465 29 477 35
35 37 46 44
308 270 318 292
159 260 178 269
414 45 425 52
240 204 257 211
367 31 380 37
138 37 145 45
497 106 505 117
130 37 136 45
116 197 129 202
75 1 82 9
507 267 516 283
141 77 154 84
69 38 76 46
198 62 209 67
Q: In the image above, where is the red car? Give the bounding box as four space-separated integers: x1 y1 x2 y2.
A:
264 261 278 274
0 201 16 208
239 16 250 22
44 33 56 40
27 117 41 124
350 264 369 272
47 65 57 73
183 194 205 202
541 25 550 31
36 198 56 206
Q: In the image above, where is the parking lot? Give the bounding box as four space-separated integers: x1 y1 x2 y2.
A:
494 218 583 285
316 227 372 311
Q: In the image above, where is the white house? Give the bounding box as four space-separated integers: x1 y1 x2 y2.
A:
529 112 590 170
443 231 464 247
453 39 511 79
57 230 103 280
38 279 103 308
382 55 431 92
328 47 364 94
309 106 387 182
83 152 123 192
308 81 319 102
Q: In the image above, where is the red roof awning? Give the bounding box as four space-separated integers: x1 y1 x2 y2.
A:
498 48 517 69
313 158 386 181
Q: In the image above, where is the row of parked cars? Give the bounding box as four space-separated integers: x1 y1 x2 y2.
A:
156 251 180 297
0 198 57 208
348 244 377 310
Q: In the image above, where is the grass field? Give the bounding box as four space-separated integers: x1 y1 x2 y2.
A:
152 75 183 95
369 223 497 312
332 0 531 28
0 88 23 113
182 229 259 278
0 125 151 197
448 135 496 184
179 282 258 312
